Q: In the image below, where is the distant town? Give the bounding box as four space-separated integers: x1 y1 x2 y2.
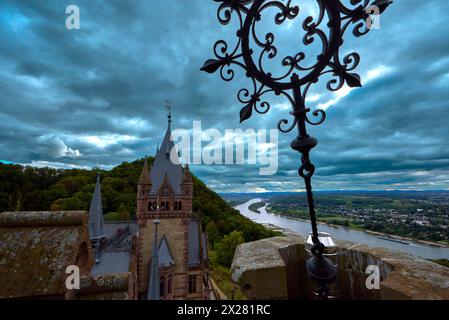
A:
223 191 449 245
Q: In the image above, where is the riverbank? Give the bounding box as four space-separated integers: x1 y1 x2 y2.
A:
265 203 449 249
364 230 449 248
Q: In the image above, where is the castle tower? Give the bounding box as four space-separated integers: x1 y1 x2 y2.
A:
136 109 209 300
88 173 105 263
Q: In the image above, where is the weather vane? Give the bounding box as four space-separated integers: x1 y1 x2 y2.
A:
166 99 172 128
201 0 393 299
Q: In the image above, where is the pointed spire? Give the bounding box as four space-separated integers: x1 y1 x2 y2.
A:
88 172 104 240
182 164 192 183
165 99 172 129
150 123 183 194
147 219 160 300
158 236 174 268
139 157 151 185
89 172 105 264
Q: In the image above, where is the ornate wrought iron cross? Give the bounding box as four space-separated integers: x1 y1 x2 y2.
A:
201 0 392 298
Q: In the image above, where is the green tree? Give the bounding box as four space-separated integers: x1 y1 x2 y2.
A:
14 192 22 211
117 202 130 221
215 231 245 267
0 192 12 212
206 221 220 248
52 197 86 211
104 212 121 221
22 190 50 211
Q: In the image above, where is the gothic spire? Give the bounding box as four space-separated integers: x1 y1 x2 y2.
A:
166 99 172 129
147 219 160 300
139 157 151 185
88 173 104 240
182 163 192 184
150 119 183 194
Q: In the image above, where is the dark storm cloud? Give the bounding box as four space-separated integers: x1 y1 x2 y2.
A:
1 0 449 191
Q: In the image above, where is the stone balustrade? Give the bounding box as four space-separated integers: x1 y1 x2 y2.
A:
231 236 449 300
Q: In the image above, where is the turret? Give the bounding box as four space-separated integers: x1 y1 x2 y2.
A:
181 164 193 197
180 164 193 213
88 173 105 263
138 157 152 198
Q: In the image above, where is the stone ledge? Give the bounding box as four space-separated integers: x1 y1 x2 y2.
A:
0 211 87 227
231 236 449 300
231 236 304 300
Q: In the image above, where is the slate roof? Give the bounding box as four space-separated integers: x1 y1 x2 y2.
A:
187 219 208 267
202 233 208 261
91 252 131 276
90 221 137 276
158 235 174 268
103 222 139 238
150 127 183 194
88 174 104 239
147 222 160 300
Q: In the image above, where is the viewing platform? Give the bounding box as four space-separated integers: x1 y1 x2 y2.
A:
231 236 449 300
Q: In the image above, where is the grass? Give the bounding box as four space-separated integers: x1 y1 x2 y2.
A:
209 251 247 300
432 259 449 268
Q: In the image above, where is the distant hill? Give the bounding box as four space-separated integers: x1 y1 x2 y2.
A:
0 159 278 249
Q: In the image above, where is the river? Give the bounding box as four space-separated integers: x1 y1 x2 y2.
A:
235 199 449 260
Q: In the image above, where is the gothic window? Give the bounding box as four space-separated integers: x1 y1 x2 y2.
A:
174 201 178 211
160 202 165 211
178 201 182 211
188 275 197 294
153 201 157 210
148 202 152 211
165 201 170 211
76 242 88 270
160 276 165 297
168 274 173 294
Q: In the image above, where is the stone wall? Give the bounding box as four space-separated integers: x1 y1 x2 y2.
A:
231 236 449 300
0 211 93 299
77 273 134 300
0 210 138 300
138 218 188 296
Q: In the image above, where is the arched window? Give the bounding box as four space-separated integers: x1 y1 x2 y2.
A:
168 274 173 294
178 201 182 211
165 201 170 211
160 276 165 297
153 201 157 210
174 201 178 211
76 242 88 270
160 202 165 211
148 202 152 211
188 275 197 294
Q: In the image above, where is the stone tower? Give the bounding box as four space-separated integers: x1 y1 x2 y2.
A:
136 113 209 300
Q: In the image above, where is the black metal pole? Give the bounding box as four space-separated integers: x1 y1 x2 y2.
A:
201 0 393 299
290 74 320 245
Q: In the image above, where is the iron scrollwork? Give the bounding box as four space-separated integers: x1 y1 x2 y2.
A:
201 0 392 299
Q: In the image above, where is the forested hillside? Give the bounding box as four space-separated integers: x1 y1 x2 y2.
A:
0 159 278 266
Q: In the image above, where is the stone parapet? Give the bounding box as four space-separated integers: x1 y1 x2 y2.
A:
231 236 449 300
0 211 93 299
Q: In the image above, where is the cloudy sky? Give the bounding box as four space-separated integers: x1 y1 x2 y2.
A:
1 0 449 192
